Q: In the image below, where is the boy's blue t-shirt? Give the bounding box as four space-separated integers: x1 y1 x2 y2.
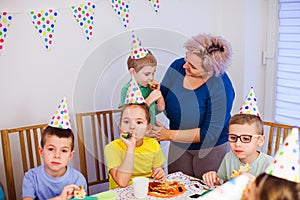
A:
22 165 87 199
0 184 4 200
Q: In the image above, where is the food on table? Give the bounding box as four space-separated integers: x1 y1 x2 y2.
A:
121 132 132 139
148 180 186 198
231 163 251 178
74 186 86 199
148 82 158 89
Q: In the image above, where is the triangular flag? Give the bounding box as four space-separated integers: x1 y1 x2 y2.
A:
0 12 13 54
130 31 148 59
124 76 145 104
29 9 58 51
239 87 260 116
49 97 71 129
71 1 96 41
147 0 160 13
265 127 299 183
200 174 249 200
111 0 129 28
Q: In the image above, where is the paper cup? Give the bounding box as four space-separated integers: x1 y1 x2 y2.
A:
132 177 149 199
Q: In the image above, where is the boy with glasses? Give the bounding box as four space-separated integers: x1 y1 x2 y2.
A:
202 88 273 186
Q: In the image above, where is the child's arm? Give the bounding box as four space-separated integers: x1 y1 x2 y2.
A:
109 134 136 188
48 184 81 200
151 166 166 181
202 171 221 186
156 95 165 112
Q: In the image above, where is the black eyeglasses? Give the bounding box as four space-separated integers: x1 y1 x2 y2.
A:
228 134 261 143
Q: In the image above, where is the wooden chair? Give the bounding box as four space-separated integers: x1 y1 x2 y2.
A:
1 123 48 200
76 109 121 194
263 121 300 156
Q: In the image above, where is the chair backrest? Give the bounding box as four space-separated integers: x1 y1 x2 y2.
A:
76 109 121 194
1 123 48 200
263 121 300 156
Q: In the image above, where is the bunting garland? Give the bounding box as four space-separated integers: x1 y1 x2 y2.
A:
148 0 160 13
29 9 58 51
71 1 96 41
111 0 130 28
0 1 162 53
0 12 13 53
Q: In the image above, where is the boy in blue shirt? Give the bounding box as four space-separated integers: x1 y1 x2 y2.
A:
22 97 87 200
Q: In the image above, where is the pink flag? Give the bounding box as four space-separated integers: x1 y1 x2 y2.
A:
29 9 58 51
71 1 96 41
0 12 13 54
111 0 129 28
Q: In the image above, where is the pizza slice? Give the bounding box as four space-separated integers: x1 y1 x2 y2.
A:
74 186 86 199
148 180 185 198
231 163 251 178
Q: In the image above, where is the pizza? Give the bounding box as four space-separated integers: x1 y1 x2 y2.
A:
74 186 86 199
231 163 251 178
148 180 186 198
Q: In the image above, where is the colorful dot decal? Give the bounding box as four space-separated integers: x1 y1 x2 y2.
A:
30 9 58 51
111 0 129 28
148 0 160 13
0 12 13 53
71 1 96 41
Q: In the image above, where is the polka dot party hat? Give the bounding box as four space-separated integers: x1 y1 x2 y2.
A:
239 87 260 116
148 0 160 13
0 12 13 53
29 9 58 51
49 97 71 129
264 127 299 183
124 75 145 104
71 2 96 41
130 31 148 59
199 174 249 200
111 0 129 28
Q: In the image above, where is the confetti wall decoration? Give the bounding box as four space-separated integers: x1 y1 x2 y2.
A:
111 0 130 28
0 12 13 53
29 9 58 51
147 0 160 13
71 1 96 41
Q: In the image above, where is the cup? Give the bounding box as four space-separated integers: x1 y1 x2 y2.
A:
132 177 149 199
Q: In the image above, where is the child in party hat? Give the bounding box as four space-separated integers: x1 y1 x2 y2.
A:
22 97 87 200
245 127 300 200
119 31 165 125
105 81 166 189
202 87 273 186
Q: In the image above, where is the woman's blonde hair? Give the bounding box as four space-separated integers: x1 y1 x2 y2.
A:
184 33 232 76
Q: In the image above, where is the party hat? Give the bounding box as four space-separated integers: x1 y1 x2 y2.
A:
239 87 260 116
49 97 71 129
124 76 145 104
199 174 249 200
264 127 299 183
130 31 148 59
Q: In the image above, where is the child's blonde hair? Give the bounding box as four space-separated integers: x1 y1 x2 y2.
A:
229 114 263 135
127 49 157 72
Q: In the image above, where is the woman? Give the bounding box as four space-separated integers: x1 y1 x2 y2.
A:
151 33 235 178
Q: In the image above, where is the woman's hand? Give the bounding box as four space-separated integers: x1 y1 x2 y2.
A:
151 167 166 181
202 171 220 186
150 121 171 141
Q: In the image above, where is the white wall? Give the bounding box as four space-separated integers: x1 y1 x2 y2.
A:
0 0 272 197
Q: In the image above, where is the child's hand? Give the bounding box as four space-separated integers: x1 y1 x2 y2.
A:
202 171 220 186
151 167 166 181
120 131 136 151
146 90 163 106
49 184 80 200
